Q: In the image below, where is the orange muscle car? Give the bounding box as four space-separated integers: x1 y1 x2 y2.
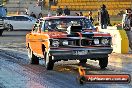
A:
26 16 113 70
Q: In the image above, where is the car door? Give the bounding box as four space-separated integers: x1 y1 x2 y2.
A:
16 16 29 30
16 16 36 30
12 16 30 30
8 16 19 30
28 22 43 57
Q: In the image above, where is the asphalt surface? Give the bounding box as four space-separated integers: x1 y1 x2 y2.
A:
0 31 132 88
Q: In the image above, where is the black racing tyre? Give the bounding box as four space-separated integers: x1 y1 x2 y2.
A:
7 24 13 31
28 47 39 65
77 76 86 85
79 59 87 64
99 57 108 69
44 52 54 70
0 30 3 36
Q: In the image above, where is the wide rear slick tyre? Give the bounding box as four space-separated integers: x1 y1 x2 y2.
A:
28 48 39 65
45 52 54 70
99 57 108 69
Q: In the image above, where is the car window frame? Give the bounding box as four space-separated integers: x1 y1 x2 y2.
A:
12 16 30 21
42 17 95 32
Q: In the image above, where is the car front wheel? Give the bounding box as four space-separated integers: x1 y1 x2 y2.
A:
28 47 39 65
99 57 108 69
7 24 13 31
0 30 3 36
44 52 54 70
79 59 87 64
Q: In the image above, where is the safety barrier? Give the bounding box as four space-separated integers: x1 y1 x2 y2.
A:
98 26 129 54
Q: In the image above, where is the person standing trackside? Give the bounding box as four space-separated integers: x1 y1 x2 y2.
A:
79 12 83 16
38 13 43 19
88 11 94 24
64 6 70 15
56 6 63 16
99 4 109 29
30 12 36 18
122 9 132 31
122 9 132 49
37 0 44 10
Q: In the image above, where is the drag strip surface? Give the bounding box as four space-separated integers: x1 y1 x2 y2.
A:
0 31 132 88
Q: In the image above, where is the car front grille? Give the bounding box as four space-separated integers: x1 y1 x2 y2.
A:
0 21 4 27
50 36 111 48
0 24 4 27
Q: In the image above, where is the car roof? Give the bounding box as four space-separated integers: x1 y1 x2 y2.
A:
43 16 86 20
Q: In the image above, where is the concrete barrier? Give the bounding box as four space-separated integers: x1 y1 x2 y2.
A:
98 26 129 54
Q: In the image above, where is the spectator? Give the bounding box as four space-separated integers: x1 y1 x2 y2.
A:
122 9 132 31
122 9 132 30
88 11 94 24
30 12 36 18
64 6 70 15
48 12 52 17
25 8 29 15
75 12 80 16
38 13 43 19
99 4 109 29
54 0 58 5
79 12 83 16
56 6 63 16
122 8 132 49
37 0 44 10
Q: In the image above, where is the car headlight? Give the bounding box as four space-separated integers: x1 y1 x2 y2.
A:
94 39 99 45
62 40 68 45
101 39 109 45
52 40 59 47
4 23 8 28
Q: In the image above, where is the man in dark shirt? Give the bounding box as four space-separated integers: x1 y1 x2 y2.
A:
99 4 109 29
64 6 70 15
30 12 36 18
56 6 63 16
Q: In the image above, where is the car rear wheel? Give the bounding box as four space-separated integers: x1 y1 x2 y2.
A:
44 52 54 70
7 24 13 31
28 47 39 65
99 57 108 69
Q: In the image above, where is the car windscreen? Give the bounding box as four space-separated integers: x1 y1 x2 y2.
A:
43 18 95 32
2 16 13 20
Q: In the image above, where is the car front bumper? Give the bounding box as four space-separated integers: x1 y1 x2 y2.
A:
0 26 4 29
49 47 113 60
